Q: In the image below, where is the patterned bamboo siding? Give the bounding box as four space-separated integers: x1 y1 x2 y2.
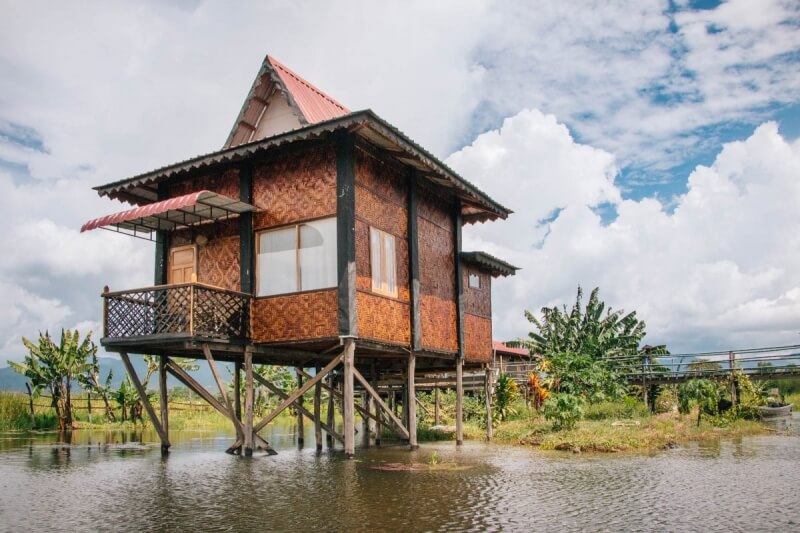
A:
464 314 492 362
252 143 337 230
170 219 240 291
418 181 458 353
352 147 412 346
251 289 338 342
168 168 240 199
356 292 410 345
463 269 492 318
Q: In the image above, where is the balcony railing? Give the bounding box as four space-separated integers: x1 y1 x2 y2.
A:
102 283 251 341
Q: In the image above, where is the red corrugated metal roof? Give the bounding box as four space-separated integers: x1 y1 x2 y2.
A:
267 55 349 124
493 341 534 357
80 190 254 234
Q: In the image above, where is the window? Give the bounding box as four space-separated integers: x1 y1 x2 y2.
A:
469 272 481 289
370 227 397 297
257 217 337 296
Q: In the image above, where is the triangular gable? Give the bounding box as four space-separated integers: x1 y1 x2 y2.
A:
224 55 350 149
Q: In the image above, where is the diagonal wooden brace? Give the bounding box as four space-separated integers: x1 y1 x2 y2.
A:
120 352 169 445
254 373 344 444
203 344 244 442
353 366 410 440
254 354 343 434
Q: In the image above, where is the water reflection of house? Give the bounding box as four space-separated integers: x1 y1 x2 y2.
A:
82 55 517 456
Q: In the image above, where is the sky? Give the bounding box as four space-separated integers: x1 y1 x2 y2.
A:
0 0 799 362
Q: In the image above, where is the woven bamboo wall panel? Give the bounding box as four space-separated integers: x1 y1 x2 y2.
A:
463 269 492 318
252 143 336 229
464 313 492 362
355 146 407 205
169 168 240 200
354 220 410 301
416 181 453 229
418 218 455 300
355 186 408 239
356 291 410 345
420 295 458 353
199 235 240 291
251 289 338 342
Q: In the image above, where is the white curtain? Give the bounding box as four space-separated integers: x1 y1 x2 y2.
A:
299 218 337 291
258 226 297 296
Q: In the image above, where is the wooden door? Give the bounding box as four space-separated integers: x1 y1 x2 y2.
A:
168 245 197 284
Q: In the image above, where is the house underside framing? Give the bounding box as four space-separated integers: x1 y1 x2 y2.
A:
105 335 490 457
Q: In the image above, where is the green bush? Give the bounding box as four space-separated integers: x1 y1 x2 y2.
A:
543 393 584 429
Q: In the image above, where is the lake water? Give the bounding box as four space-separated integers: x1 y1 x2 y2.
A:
1 416 798 532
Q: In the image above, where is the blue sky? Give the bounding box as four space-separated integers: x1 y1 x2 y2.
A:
0 0 799 361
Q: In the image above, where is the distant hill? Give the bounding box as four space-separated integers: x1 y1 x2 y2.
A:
0 356 224 392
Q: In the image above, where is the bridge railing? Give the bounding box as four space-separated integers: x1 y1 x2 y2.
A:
614 345 800 383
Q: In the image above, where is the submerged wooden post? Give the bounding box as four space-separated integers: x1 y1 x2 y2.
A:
372 363 381 447
314 363 323 452
343 338 356 458
456 357 464 446
159 355 170 453
434 384 440 426
234 360 242 422
296 369 304 446
485 367 493 442
326 373 335 447
244 347 254 456
408 353 418 450
361 391 370 447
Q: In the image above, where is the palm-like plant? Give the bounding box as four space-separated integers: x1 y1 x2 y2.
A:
10 330 95 431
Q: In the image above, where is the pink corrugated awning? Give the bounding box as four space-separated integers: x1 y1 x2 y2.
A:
493 342 537 358
81 190 254 238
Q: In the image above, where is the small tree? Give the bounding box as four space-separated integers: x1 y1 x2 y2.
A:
678 379 721 426
77 347 115 422
493 373 519 421
9 330 95 432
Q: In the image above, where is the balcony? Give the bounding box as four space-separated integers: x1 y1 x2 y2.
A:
101 283 251 351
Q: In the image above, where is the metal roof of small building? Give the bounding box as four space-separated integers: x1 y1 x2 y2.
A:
461 251 519 277
267 56 349 124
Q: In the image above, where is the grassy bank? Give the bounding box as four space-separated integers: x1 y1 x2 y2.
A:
418 397 777 453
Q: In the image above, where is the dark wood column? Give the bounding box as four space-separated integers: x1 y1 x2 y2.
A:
408 168 421 351
154 182 169 285
454 200 464 445
239 163 254 295
336 131 357 336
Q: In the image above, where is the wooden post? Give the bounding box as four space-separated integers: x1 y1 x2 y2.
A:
408 353 418 450
729 351 738 406
434 384 440 426
244 347 254 456
315 363 323 451
402 380 409 432
204 344 243 444
372 363 381 447
485 367 493 441
361 391 370 447
456 357 464 446
234 360 242 422
326 373 335 447
343 338 356 458
25 382 34 425
159 355 170 454
296 368 304 446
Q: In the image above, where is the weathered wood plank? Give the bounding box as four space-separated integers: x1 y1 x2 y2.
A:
408 353 418 450
120 352 168 445
158 355 170 453
314 363 322 451
456 357 464 446
343 338 355 457
244 347 254 455
203 344 244 442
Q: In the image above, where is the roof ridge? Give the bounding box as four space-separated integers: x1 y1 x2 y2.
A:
266 55 349 113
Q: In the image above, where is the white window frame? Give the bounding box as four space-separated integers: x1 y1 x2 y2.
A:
256 217 337 297
468 271 481 289
370 226 397 298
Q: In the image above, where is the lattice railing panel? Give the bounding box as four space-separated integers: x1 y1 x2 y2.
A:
103 284 250 340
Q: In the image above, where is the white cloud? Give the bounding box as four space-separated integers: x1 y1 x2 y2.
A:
455 115 800 352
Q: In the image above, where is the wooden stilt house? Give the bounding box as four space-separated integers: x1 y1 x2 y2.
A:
82 55 517 455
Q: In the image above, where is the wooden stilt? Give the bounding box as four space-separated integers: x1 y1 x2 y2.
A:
204 344 244 444
434 385 440 426
408 353 418 450
234 360 242 422
296 368 304 446
485 367 493 442
372 364 381 447
402 380 409 432
120 352 168 447
456 356 464 446
361 391 370 447
159 355 170 454
326 373 335 447
343 338 356 458
314 363 322 451
244 347 254 456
